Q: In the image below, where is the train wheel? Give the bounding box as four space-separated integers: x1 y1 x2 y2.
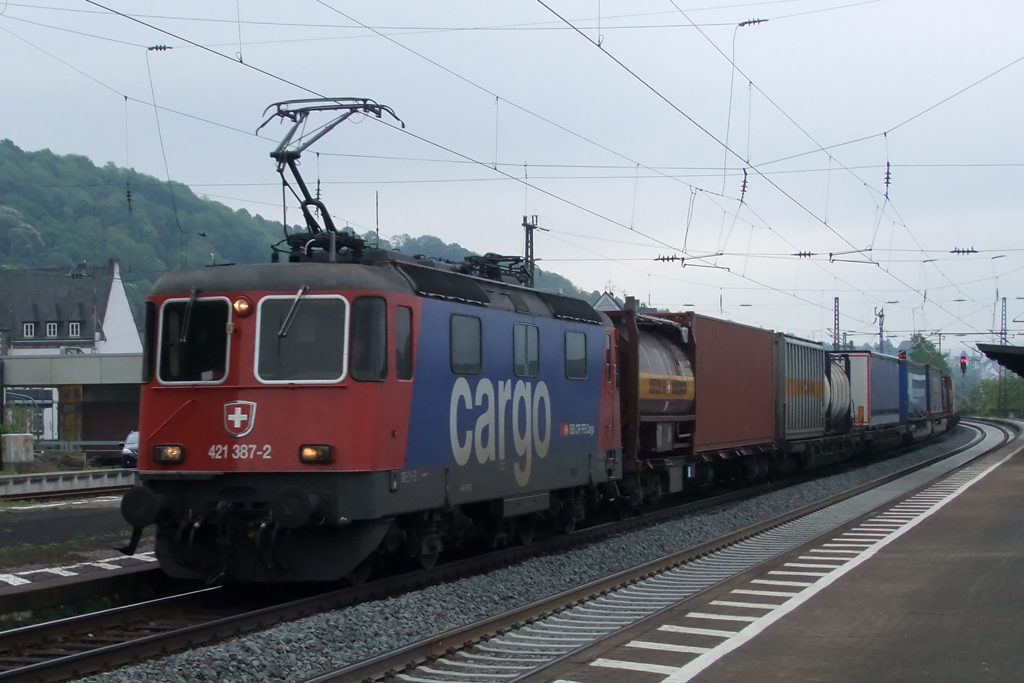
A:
419 550 439 570
347 555 374 586
517 515 537 545
560 507 577 534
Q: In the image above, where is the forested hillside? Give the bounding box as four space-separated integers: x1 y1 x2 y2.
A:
0 140 597 307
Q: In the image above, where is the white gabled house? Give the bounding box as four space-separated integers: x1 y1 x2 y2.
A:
0 259 142 444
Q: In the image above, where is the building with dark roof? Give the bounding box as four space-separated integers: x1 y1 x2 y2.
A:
0 259 143 447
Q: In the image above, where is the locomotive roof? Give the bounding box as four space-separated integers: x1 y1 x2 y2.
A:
150 258 608 325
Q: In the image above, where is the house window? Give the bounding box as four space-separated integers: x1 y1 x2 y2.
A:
23 322 35 338
69 322 81 338
46 322 58 338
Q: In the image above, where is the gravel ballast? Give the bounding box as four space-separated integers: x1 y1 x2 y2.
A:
81 426 976 683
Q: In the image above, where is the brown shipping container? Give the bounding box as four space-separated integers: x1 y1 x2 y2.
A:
685 313 776 452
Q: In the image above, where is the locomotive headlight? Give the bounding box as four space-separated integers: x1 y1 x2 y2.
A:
232 296 253 317
299 444 333 464
153 445 185 464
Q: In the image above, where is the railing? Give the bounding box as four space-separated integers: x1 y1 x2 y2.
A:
32 440 127 468
0 468 136 498
36 440 125 453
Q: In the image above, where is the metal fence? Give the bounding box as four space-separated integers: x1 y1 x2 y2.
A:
36 440 124 452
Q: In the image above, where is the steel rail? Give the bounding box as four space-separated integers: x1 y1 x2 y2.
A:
0 486 132 503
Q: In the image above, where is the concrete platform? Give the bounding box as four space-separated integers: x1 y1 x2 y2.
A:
531 427 1024 683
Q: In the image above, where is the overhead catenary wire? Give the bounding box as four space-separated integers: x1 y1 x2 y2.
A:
536 0 989 335
144 44 187 268
8 3 1011 337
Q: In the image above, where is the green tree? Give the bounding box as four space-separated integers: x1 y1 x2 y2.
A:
965 375 1024 415
0 139 599 311
907 333 951 374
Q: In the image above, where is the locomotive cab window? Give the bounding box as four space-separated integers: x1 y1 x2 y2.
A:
565 330 587 380
143 301 157 383
159 298 230 383
350 296 388 382
451 314 482 374
396 306 414 380
257 296 348 383
514 323 539 377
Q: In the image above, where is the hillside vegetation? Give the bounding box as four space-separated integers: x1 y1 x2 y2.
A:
0 140 597 307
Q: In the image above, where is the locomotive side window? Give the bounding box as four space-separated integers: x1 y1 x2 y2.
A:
605 333 612 383
350 296 388 382
257 296 347 382
565 330 587 380
513 323 539 377
451 314 482 374
396 306 414 380
159 299 229 383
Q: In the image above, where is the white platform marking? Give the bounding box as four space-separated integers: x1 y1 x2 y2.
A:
659 625 738 638
751 579 813 587
798 556 846 562
592 659 679 675
627 641 711 655
809 549 860 554
710 600 778 609
732 589 801 597
25 567 77 577
0 574 31 586
686 612 759 623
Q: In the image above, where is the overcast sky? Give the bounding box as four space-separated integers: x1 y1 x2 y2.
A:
2 0 1022 353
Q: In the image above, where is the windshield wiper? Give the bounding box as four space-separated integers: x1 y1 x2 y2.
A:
278 284 310 337
179 286 198 343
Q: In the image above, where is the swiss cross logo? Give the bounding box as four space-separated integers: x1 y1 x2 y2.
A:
224 401 257 438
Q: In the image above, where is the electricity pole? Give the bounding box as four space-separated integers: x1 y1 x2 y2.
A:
875 308 885 352
999 297 1007 411
833 297 840 349
522 215 546 288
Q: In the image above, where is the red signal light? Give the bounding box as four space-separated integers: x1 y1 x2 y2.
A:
898 350 907 360
960 357 967 375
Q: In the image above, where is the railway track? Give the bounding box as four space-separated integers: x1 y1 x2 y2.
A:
309 419 1016 683
0 487 132 504
0 423 994 683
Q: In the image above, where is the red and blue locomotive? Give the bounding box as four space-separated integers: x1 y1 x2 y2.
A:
120 251 623 582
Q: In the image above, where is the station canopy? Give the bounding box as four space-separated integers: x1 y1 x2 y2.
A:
977 344 1024 378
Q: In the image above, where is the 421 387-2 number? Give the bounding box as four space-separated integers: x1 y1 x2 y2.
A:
208 444 272 459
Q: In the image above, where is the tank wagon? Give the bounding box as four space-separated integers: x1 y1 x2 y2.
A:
117 97 958 582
